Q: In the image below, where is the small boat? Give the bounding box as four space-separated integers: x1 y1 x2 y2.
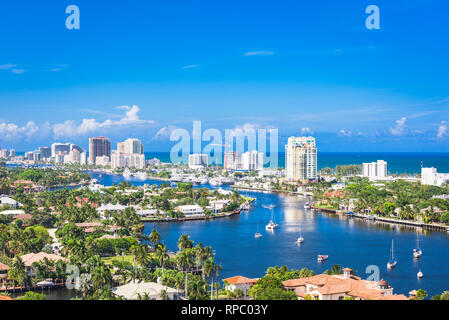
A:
417 270 423 279
317 255 328 262
264 204 279 230
255 217 263 238
296 224 304 244
387 239 397 269
304 202 311 209
413 236 422 259
265 220 279 231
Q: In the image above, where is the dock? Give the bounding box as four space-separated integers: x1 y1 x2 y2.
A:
351 213 448 231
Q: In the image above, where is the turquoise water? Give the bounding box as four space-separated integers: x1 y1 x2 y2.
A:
146 152 449 175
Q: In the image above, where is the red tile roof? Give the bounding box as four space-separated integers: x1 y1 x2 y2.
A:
223 276 258 285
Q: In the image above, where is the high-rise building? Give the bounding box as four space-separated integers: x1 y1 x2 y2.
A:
51 143 71 158
89 137 111 165
39 147 51 159
362 160 387 181
224 152 242 170
242 151 264 171
123 138 144 154
9 149 16 158
67 149 81 164
117 142 126 154
285 136 317 182
111 151 145 169
188 154 208 169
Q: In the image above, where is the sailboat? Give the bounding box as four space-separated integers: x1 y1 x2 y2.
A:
265 205 279 231
413 236 422 259
254 216 262 238
387 239 397 269
296 224 304 244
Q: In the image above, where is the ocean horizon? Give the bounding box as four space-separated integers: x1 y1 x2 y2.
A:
144 152 449 175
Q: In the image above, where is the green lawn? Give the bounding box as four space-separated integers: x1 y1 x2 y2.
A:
102 254 135 265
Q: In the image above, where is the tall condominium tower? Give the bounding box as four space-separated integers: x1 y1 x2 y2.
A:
123 138 144 154
285 136 317 181
89 137 111 165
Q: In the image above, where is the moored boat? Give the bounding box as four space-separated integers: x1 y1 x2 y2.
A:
317 255 328 262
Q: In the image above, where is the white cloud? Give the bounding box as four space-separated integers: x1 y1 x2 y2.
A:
390 117 407 136
437 121 448 139
301 127 314 135
228 123 258 137
53 105 155 139
0 121 39 141
153 125 178 140
244 51 275 57
181 65 200 69
338 129 352 137
11 69 27 75
0 64 17 70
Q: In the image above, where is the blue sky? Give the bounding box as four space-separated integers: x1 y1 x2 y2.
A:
0 0 448 152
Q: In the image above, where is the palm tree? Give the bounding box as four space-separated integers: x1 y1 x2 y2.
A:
149 227 161 247
8 256 29 288
203 257 222 300
154 244 169 275
195 243 211 267
130 244 149 268
177 234 194 251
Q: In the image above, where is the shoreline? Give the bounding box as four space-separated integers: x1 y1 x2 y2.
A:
141 210 242 223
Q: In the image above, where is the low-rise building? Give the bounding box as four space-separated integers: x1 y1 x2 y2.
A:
174 204 204 216
282 268 407 300
113 280 179 300
223 276 258 295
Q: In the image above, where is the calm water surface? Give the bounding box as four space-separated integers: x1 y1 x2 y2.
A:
91 172 449 297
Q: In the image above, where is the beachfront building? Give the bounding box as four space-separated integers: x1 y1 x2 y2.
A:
89 137 111 165
188 153 208 170
242 151 264 171
282 268 407 300
224 152 242 170
123 138 144 154
111 151 146 169
285 136 317 182
421 167 449 186
362 160 387 181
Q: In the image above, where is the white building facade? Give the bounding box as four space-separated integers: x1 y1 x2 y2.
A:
242 151 264 171
188 154 208 170
111 151 146 169
421 167 449 186
362 160 387 181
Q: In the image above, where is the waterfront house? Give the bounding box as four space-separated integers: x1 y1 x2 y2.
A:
113 279 179 300
282 268 407 300
174 204 204 216
223 276 258 295
20 252 67 276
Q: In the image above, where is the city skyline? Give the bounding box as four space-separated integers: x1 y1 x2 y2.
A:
1 1 449 152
